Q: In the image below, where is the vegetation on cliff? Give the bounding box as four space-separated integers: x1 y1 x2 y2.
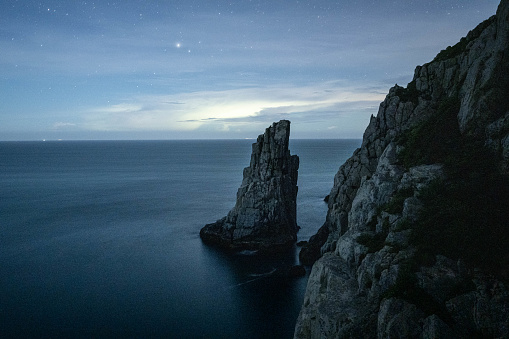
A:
432 16 495 63
295 1 509 336
396 90 509 278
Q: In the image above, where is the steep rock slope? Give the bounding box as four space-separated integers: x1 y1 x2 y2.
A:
296 1 509 337
200 120 299 253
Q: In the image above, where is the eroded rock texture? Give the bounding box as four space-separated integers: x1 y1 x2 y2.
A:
200 120 299 253
295 1 509 337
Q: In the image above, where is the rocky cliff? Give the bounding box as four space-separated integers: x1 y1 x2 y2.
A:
200 120 299 253
295 1 509 337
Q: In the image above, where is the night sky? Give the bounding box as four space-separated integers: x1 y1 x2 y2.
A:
1 1 500 140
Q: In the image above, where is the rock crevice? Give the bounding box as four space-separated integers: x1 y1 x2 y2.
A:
200 120 299 253
295 1 509 337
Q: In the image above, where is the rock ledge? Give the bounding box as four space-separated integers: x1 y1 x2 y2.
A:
200 120 299 253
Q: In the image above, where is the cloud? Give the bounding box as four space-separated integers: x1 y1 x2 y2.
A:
52 122 77 129
81 80 387 136
2 1 498 140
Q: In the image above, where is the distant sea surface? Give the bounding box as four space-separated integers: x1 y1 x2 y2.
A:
0 139 360 338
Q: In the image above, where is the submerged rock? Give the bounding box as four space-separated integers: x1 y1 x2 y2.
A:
200 120 299 253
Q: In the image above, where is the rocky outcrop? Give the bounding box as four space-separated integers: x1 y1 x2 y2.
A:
200 120 299 253
295 0 509 337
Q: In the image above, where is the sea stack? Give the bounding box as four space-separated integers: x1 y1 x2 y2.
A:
200 120 299 253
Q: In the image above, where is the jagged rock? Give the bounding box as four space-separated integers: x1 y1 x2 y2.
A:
377 298 425 339
446 275 509 337
487 111 509 172
385 229 412 248
298 223 329 265
416 256 471 304
311 0 509 263
346 143 403 234
421 314 456 339
294 253 378 338
295 1 509 337
398 164 445 192
200 120 299 253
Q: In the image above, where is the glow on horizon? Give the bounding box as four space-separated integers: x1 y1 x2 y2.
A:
0 1 500 140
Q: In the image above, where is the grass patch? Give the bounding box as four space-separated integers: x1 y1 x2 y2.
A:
383 259 453 324
395 80 419 106
413 171 509 276
394 218 412 231
398 100 509 277
356 232 387 253
381 187 414 214
432 16 494 63
357 218 391 253
397 95 462 169
383 260 417 300
432 37 469 63
366 215 378 232
396 87 509 278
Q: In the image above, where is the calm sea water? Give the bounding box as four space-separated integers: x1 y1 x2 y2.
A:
0 139 360 338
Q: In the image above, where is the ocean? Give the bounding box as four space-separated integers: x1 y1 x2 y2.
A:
0 139 360 338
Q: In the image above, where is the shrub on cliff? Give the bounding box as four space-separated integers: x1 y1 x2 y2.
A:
397 94 509 278
397 95 461 169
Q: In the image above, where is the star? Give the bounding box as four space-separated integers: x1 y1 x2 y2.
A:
0 0 500 140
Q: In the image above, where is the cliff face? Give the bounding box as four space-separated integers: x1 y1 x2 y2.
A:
200 120 299 253
295 1 509 337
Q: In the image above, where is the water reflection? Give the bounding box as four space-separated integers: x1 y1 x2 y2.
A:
199 242 308 338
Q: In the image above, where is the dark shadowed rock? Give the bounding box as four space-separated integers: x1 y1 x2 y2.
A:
298 223 329 266
200 120 299 253
295 1 509 337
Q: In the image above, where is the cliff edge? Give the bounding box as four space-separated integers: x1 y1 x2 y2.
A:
296 0 509 337
200 120 299 253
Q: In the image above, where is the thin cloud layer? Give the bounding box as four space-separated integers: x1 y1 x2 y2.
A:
0 1 500 140
80 82 386 138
